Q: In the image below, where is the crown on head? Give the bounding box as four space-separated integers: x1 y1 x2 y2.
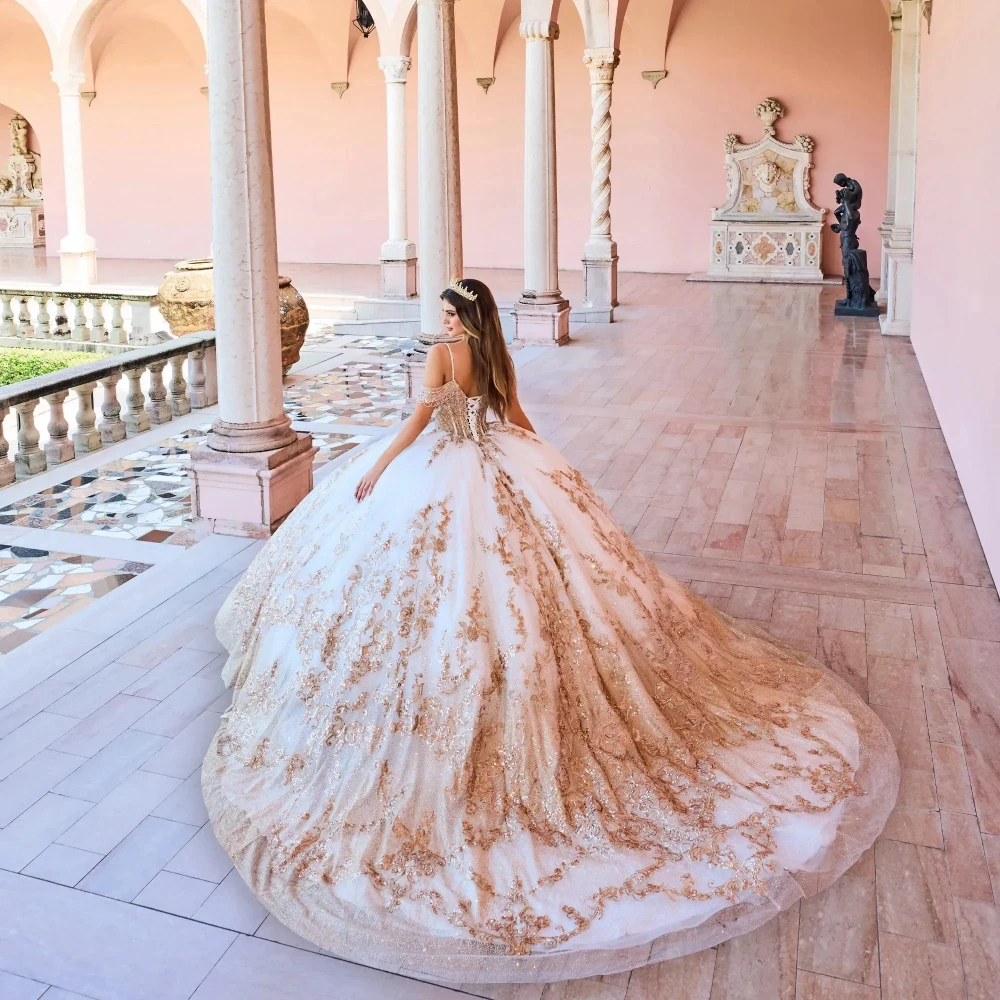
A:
448 278 478 302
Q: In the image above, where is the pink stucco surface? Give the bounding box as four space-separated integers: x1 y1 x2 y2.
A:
1 0 890 275
910 0 1000 581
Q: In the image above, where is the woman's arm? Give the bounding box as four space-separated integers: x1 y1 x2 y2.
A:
505 390 536 434
355 347 445 502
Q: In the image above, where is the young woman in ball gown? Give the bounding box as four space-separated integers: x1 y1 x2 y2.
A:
204 278 898 983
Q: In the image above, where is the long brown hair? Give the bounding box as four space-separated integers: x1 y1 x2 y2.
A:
440 279 517 422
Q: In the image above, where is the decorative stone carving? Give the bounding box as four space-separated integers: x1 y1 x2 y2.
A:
156 258 309 376
0 113 45 249
641 70 667 89
476 77 495 94
708 99 825 283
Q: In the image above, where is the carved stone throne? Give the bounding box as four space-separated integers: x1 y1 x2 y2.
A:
0 114 45 250
708 98 825 282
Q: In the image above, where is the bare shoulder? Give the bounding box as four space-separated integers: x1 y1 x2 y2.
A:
422 344 448 388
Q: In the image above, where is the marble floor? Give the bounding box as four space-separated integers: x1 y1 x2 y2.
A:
0 277 998 999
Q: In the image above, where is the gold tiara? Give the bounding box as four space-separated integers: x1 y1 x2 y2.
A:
448 278 478 302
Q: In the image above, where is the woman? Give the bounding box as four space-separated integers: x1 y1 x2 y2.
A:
204 278 898 984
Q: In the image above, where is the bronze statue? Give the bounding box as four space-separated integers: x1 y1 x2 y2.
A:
831 173 878 317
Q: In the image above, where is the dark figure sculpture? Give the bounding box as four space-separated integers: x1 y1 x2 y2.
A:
831 173 879 318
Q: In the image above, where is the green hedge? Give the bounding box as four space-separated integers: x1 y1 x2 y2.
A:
0 348 97 387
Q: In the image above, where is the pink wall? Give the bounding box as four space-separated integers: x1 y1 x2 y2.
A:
910 0 1000 581
0 0 890 277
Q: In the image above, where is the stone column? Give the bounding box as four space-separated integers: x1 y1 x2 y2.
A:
877 7 903 306
189 0 315 537
882 0 920 336
417 0 463 344
580 48 620 323
513 21 570 345
378 55 417 298
51 71 97 285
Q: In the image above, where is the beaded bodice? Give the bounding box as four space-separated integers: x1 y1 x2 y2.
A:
417 342 490 442
418 380 490 442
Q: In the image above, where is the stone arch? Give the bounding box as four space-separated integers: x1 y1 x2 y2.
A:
365 0 417 58
6 0 57 63
58 0 207 78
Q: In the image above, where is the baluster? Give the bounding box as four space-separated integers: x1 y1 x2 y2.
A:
43 390 75 463
98 373 127 444
0 294 14 338
35 296 51 339
90 300 107 343
0 404 15 486
15 297 33 338
124 367 151 435
188 348 206 408
145 360 172 424
168 355 191 416
13 400 47 477
71 298 89 341
72 381 102 453
129 299 152 345
53 298 70 337
109 300 126 344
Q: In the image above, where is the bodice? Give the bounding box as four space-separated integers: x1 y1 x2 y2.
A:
418 381 490 442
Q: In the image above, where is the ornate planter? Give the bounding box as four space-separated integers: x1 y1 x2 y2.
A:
156 258 309 376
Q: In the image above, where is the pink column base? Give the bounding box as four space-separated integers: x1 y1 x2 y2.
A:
512 302 571 345
190 433 317 538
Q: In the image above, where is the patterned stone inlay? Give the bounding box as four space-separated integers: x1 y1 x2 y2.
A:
284 361 407 426
304 329 421 359
0 545 149 653
0 426 370 546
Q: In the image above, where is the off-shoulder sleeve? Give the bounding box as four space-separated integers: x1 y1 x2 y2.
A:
417 385 449 408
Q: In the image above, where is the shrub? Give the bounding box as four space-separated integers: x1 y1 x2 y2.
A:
0 348 97 387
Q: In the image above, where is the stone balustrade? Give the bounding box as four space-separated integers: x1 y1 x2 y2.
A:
0 332 217 485
0 287 161 350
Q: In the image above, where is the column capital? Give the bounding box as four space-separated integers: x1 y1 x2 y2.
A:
520 20 559 41
583 48 620 84
51 71 87 97
378 55 412 83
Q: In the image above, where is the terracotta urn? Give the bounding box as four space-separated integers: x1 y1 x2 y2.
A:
156 258 309 376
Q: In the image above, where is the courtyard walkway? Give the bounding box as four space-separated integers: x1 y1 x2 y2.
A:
0 275 997 999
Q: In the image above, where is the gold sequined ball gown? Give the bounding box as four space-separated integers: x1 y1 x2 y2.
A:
204 373 900 984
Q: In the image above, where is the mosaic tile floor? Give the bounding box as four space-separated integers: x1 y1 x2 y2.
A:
0 427 371 547
304 329 421 358
284 361 407 426
0 544 149 653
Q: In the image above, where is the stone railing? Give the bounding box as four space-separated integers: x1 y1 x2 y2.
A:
0 332 217 485
0 287 162 350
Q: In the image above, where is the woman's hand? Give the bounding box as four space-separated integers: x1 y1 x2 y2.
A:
354 464 383 502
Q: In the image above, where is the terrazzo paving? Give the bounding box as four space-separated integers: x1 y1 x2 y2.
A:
304 329 421 358
283 360 407 426
0 426 373 548
0 545 149 653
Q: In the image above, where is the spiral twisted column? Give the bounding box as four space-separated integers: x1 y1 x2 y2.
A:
582 48 620 319
512 20 570 345
378 55 417 298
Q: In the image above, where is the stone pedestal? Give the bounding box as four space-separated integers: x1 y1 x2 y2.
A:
0 204 44 248
880 245 914 336
380 242 418 299
191 433 316 537
582 243 617 323
512 299 570 345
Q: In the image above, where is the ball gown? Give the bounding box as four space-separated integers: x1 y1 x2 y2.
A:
203 373 900 983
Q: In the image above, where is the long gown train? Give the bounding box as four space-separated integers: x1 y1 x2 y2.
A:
203 378 899 983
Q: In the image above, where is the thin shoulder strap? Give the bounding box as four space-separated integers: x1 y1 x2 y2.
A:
444 341 456 383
